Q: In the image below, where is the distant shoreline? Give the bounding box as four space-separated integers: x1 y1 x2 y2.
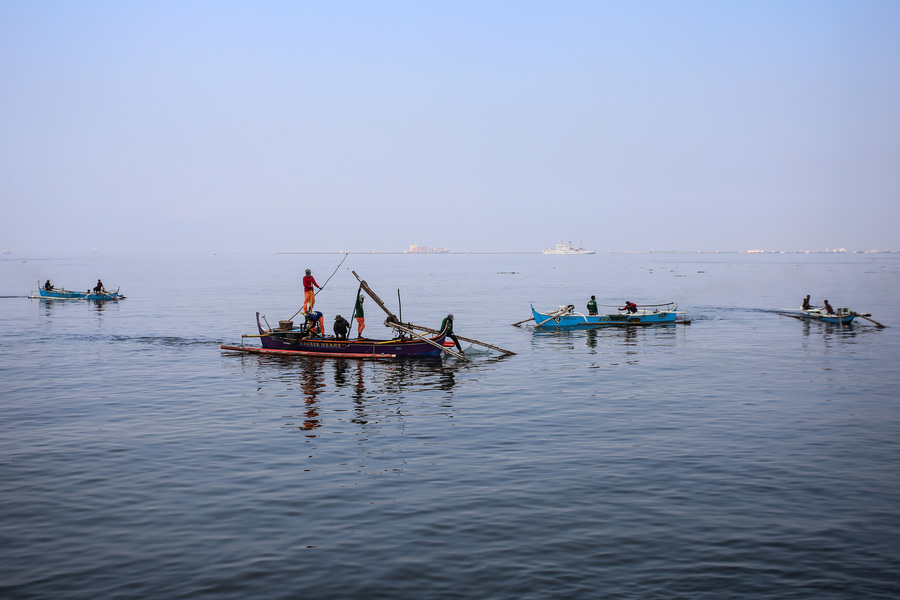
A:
275 250 899 255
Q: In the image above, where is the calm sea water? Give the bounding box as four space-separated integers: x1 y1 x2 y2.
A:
2 252 899 599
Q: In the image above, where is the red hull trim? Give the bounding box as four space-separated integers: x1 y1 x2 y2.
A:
221 344 398 359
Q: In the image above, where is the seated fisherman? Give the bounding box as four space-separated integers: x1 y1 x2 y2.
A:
44 280 53 291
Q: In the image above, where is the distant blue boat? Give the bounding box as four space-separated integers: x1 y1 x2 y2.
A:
31 287 125 301
34 287 87 299
531 302 683 328
779 307 856 325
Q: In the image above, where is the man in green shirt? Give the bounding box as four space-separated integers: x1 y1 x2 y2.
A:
587 295 598 315
440 314 463 353
353 294 365 338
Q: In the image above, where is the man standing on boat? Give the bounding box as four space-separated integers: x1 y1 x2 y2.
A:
441 314 463 353
587 295 598 315
353 294 365 338
302 269 320 312
823 300 835 314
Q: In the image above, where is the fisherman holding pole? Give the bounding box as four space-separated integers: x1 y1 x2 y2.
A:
353 293 365 338
302 269 320 312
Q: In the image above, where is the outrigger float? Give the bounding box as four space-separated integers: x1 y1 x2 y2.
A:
519 302 688 328
221 271 515 360
778 307 885 328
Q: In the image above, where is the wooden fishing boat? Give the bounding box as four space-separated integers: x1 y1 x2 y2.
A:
222 270 516 360
531 302 683 328
221 313 453 359
779 307 856 325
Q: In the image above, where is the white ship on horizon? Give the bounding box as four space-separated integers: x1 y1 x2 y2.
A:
542 240 595 255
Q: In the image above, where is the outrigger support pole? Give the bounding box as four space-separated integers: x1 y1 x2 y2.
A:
388 318 469 361
351 270 397 320
402 322 516 356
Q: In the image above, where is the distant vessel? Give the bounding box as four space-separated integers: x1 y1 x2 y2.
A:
405 244 448 254
542 240 595 255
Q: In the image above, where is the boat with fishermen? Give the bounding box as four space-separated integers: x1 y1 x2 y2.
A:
526 301 686 328
778 306 885 327
542 240 595 255
30 281 125 301
220 312 454 359
777 295 885 328
221 270 515 360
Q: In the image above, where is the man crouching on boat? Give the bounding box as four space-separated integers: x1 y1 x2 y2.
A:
333 314 351 340
305 310 325 337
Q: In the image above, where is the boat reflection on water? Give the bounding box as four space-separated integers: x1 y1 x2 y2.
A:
234 354 460 431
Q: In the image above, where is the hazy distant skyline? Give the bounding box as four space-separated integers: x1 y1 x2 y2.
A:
2 2 899 254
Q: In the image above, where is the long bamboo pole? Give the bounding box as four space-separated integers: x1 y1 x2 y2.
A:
390 322 468 361
854 312 886 328
403 323 515 355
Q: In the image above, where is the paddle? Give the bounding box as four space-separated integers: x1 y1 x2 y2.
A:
854 313 886 328
511 316 534 327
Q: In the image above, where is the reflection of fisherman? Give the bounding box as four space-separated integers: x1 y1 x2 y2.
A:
353 294 365 338
44 280 53 291
94 280 104 293
823 300 834 315
333 314 351 340
619 301 638 314
302 269 320 312
440 313 463 353
587 295 598 315
802 295 811 310
305 310 325 337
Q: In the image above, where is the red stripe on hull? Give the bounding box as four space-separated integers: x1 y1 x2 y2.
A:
221 344 399 359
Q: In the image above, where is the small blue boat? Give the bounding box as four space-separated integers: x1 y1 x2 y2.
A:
31 286 125 301
531 302 682 328
780 307 856 325
33 287 88 299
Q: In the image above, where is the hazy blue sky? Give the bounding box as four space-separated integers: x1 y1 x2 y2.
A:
2 1 898 253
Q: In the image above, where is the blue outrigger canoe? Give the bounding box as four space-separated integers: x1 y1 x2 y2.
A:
779 307 856 325
531 302 683 328
31 287 125 301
